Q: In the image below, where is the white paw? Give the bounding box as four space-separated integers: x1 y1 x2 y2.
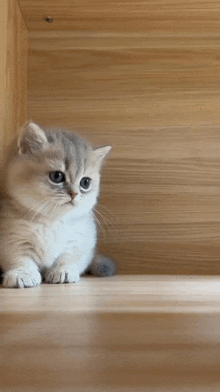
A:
3 269 42 288
44 268 80 284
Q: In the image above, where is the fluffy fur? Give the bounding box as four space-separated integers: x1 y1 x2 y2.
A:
0 122 115 288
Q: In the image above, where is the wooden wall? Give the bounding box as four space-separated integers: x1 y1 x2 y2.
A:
0 0 28 165
18 0 220 274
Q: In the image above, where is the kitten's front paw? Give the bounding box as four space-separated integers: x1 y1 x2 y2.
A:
3 269 42 288
44 268 80 284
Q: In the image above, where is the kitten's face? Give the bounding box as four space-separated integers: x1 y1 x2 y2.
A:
6 123 111 220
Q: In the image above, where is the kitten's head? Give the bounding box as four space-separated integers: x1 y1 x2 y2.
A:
6 122 111 219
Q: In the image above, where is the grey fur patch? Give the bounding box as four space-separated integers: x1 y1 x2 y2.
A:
87 253 116 277
44 129 92 177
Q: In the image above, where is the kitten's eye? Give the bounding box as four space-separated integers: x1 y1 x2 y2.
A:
80 177 91 191
49 171 65 184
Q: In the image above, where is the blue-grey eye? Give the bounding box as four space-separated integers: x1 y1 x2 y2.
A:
49 171 65 184
80 177 91 190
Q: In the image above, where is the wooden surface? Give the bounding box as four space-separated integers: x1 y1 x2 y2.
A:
1 276 220 391
17 0 220 33
0 0 28 164
17 0 220 274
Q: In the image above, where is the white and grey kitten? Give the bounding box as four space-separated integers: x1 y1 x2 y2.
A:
0 122 115 288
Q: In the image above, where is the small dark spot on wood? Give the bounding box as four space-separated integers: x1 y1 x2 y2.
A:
43 16 53 23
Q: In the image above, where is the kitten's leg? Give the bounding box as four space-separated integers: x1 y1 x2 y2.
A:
2 258 41 288
44 251 91 284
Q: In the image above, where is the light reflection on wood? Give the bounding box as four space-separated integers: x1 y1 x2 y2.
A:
1 276 220 391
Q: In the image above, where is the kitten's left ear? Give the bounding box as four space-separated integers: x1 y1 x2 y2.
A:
93 145 112 167
18 121 48 155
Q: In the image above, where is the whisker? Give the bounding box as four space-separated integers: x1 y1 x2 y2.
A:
92 211 106 236
31 198 54 222
97 204 119 224
97 203 118 219
94 207 119 237
97 203 120 231
47 200 59 219
94 208 113 234
22 197 53 221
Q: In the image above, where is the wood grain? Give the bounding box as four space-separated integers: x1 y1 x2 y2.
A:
19 1 220 274
17 0 220 33
0 0 28 164
1 276 220 391
27 31 220 129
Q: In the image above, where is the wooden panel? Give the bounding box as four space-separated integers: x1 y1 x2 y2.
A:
25 2 220 274
28 32 220 129
18 0 220 33
2 276 220 391
0 0 28 165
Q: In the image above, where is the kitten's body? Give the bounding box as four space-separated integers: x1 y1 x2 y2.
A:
0 122 114 288
1 201 96 286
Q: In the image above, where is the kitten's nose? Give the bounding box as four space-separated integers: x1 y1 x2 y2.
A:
68 190 78 200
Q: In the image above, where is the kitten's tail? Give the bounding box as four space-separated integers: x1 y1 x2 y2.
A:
86 253 116 277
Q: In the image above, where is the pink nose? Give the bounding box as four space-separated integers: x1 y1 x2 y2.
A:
68 190 78 199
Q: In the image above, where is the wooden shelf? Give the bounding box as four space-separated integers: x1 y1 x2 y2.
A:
1 276 220 391
2 2 220 389
2 1 220 274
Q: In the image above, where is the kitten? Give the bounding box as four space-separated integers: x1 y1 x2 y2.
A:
0 122 115 288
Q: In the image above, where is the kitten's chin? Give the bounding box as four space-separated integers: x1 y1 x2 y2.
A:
61 201 94 218
59 197 97 219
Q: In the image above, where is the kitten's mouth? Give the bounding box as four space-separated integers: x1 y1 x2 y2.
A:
65 200 74 206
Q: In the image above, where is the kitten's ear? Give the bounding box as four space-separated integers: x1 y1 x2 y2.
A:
93 145 112 167
18 122 48 155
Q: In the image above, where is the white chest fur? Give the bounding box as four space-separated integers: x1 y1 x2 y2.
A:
33 213 97 268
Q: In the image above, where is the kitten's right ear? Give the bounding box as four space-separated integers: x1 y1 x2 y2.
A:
18 122 48 155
